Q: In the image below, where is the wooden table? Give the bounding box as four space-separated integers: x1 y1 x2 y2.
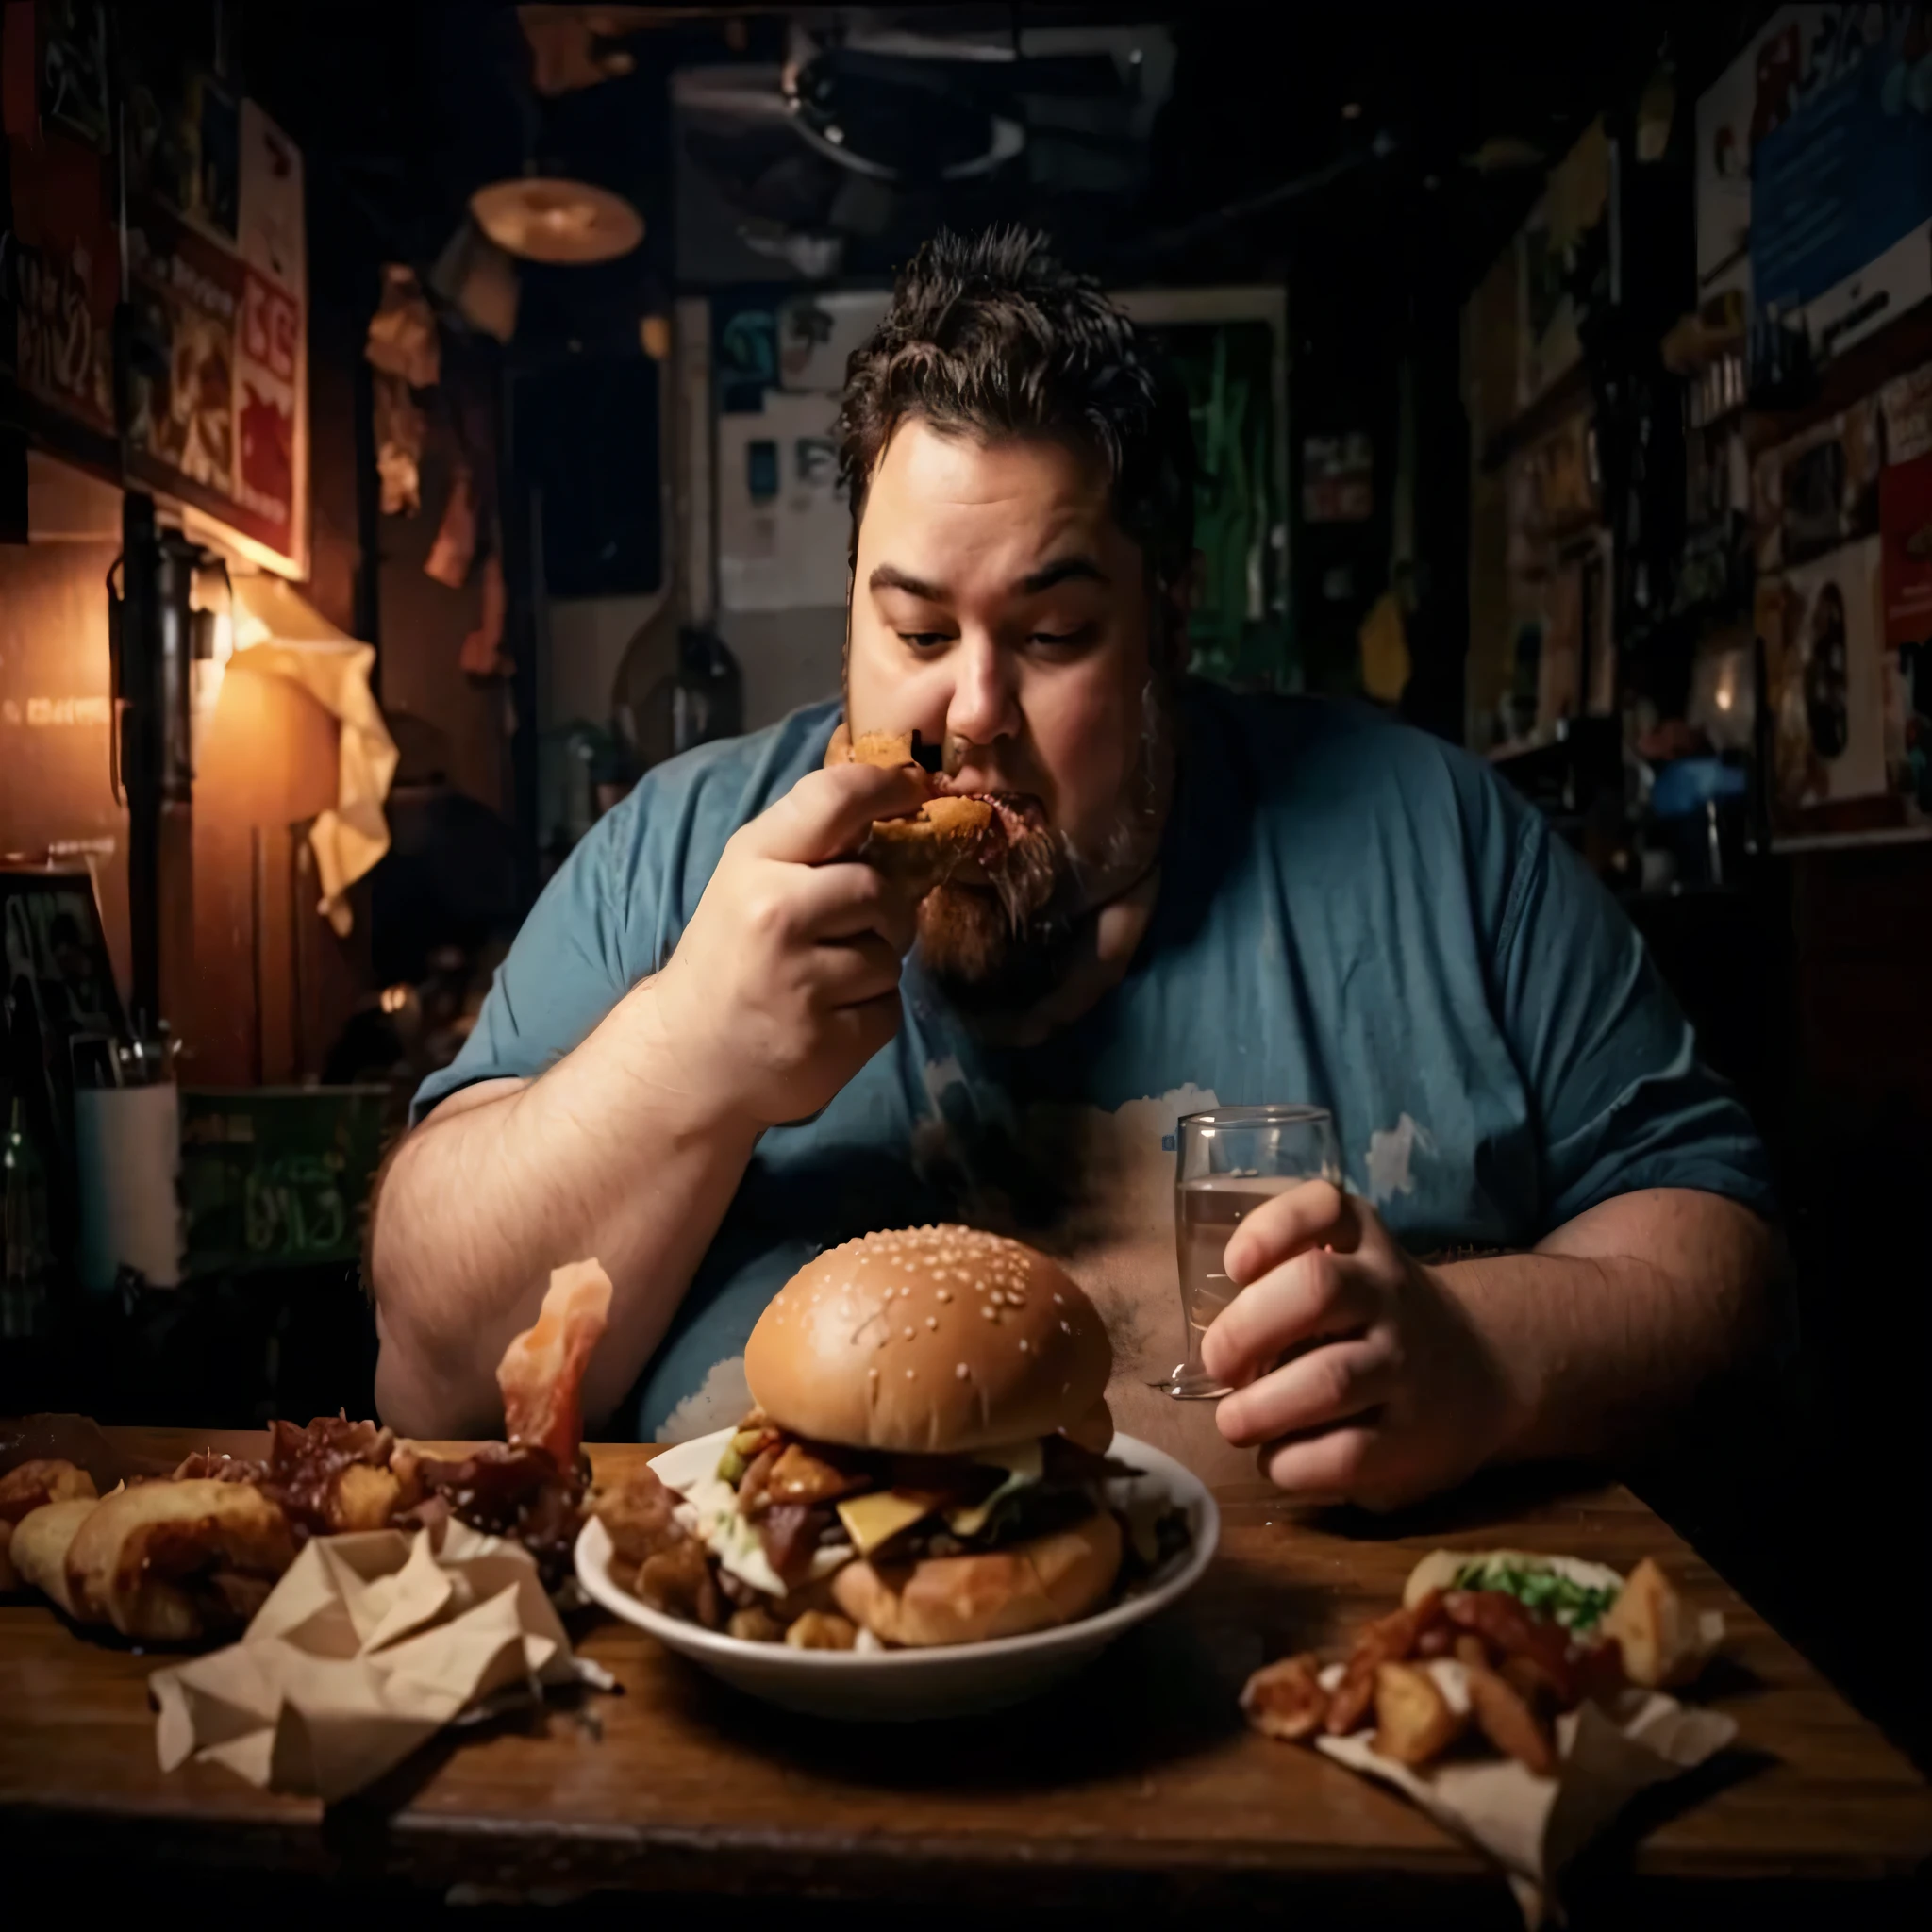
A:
2 1430 1927 1924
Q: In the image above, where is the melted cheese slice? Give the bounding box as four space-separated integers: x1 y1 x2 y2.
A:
834 1441 1052 1555
836 1488 944 1557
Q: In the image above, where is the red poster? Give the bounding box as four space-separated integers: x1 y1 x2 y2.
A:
237 267 298 531
125 190 305 570
7 128 117 435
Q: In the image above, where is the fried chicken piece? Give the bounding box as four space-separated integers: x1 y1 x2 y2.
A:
1241 1654 1330 1741
636 1537 722 1629
1324 1596 1436 1736
592 1466 686 1569
784 1610 858 1650
1465 1658 1558 1775
64 1480 296 1642
1441 1589 1577 1703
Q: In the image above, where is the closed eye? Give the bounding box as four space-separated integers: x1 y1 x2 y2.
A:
1028 625 1095 648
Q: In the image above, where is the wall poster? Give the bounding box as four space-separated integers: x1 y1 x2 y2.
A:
125 99 308 577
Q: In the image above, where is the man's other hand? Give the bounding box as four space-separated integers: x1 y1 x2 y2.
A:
1204 1180 1526 1511
652 760 931 1128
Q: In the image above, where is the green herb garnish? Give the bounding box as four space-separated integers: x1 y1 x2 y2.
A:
1453 1557 1619 1631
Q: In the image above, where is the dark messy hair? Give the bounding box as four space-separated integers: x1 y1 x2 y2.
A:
837 226 1195 587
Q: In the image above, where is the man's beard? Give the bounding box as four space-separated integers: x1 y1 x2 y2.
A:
917 675 1174 1016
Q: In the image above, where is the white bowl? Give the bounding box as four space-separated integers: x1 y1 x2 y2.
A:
575 1430 1220 1722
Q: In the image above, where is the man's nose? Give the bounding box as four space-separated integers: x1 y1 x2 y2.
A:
944 637 1021 750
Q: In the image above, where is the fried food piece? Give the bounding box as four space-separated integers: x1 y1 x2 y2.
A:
830 719 993 891
849 730 921 771
1465 1659 1558 1775
764 1441 868 1507
64 1479 296 1641
1324 1597 1434 1736
636 1536 722 1629
1241 1654 1330 1741
8 1498 98 1613
333 1462 403 1532
726 1607 786 1643
0 1457 96 1520
496 1258 614 1468
0 1460 97 1591
593 1466 686 1569
735 1442 781 1516
784 1610 858 1650
860 795 995 894
1599 1557 1718 1690
1453 1631 1491 1669
1442 1589 1576 1703
1373 1661 1467 1767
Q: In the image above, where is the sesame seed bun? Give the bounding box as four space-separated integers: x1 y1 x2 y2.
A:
743 1225 1112 1453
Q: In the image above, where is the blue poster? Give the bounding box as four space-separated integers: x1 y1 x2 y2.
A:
1751 8 1932 316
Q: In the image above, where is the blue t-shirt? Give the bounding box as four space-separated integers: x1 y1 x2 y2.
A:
414 684 1773 1452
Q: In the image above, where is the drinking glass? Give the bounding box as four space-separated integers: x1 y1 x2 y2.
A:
1153 1105 1341 1400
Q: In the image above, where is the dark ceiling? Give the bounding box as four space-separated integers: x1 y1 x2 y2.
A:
228 1 1773 346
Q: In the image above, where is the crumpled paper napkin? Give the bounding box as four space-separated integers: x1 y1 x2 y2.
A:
151 1520 613 1803
1314 1667 1738 1926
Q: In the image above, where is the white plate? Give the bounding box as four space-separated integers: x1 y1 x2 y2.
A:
575 1430 1220 1722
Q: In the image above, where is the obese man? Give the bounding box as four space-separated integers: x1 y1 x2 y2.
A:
369 227 1776 1507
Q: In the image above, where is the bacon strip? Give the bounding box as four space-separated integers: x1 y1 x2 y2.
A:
496 1260 614 1467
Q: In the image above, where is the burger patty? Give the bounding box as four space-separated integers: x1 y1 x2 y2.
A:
722 1413 1133 1581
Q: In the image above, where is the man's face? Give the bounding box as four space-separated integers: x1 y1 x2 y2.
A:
846 419 1174 1002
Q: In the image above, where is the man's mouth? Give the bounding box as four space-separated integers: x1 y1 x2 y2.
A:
933 791 1057 922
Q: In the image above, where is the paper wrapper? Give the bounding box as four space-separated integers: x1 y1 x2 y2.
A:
1314 1672 1738 1926
150 1522 613 1804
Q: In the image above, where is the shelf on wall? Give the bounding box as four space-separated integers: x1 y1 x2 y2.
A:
1479 361 1592 474
1770 824 1932 855
1745 292 1932 457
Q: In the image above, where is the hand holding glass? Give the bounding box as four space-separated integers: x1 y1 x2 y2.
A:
1154 1105 1342 1400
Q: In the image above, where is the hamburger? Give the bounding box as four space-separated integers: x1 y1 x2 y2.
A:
609 1226 1176 1648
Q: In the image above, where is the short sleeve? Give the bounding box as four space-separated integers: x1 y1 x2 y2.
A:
1490 793 1777 1230
406 699 842 1127
409 808 635 1124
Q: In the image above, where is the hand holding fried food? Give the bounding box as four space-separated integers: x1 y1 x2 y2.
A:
1242 1547 1724 1778
828 724 1001 897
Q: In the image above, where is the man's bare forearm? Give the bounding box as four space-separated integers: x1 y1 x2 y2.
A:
1437 1187 1778 1466
370 979 759 1438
